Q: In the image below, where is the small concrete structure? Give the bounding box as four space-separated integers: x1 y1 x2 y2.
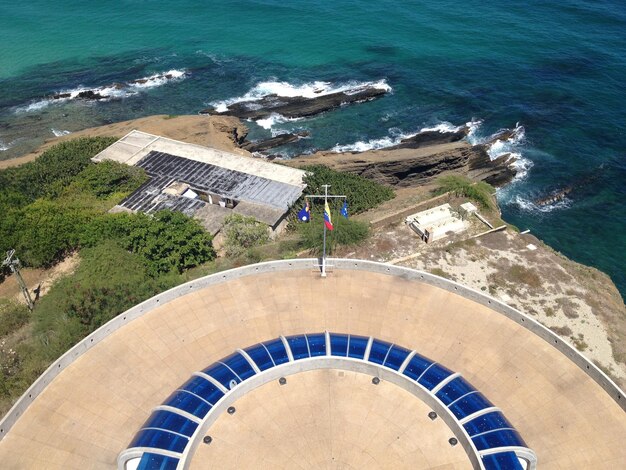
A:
406 203 467 243
92 130 307 232
459 201 478 218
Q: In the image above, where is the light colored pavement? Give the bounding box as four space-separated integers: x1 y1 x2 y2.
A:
0 265 625 468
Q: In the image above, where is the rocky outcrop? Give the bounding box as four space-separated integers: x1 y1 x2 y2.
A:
387 126 470 150
241 131 309 153
286 140 517 188
199 86 389 120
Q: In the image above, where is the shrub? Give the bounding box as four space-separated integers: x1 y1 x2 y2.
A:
87 211 216 276
297 215 369 254
0 137 117 204
72 160 147 198
223 214 270 257
12 199 96 267
301 165 394 215
434 174 494 209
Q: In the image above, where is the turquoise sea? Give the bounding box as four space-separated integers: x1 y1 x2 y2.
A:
1 1 625 297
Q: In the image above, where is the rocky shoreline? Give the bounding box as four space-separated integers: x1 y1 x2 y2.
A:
199 83 389 120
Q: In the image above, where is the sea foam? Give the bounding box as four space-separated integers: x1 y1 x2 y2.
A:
15 69 188 113
211 78 392 115
51 129 71 137
331 120 475 153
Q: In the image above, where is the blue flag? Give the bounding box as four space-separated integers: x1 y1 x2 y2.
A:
340 201 349 219
297 201 310 222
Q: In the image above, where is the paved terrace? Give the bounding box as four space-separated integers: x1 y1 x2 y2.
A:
0 260 624 468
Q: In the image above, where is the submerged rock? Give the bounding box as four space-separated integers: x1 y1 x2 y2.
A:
241 131 309 152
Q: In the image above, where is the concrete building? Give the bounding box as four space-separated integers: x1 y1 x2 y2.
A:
406 203 467 243
92 130 307 233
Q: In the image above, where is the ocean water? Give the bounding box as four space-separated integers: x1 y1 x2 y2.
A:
1 1 625 297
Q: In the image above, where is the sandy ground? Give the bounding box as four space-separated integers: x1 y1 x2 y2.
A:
338 204 626 388
0 114 249 170
0 253 80 304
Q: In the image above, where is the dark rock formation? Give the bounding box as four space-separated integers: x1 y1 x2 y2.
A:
199 86 389 120
241 131 309 153
287 140 517 188
387 126 470 150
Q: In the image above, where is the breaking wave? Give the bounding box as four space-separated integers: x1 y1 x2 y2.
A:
210 78 392 113
512 195 572 213
15 69 188 113
331 120 478 153
51 128 71 137
256 113 303 131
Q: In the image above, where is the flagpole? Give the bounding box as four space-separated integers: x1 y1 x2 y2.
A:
321 184 329 277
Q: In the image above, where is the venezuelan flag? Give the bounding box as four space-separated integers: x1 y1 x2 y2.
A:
324 201 334 230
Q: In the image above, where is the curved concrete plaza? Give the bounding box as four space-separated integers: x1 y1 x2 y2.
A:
0 259 624 469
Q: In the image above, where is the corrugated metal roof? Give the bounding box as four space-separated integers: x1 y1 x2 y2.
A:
135 150 302 210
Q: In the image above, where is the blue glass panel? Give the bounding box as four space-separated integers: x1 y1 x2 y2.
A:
203 363 240 389
287 335 310 360
402 354 433 380
418 363 453 390
137 452 179 470
464 412 513 437
448 392 493 419
244 344 274 371
481 452 523 470
472 429 525 451
330 333 349 357
435 377 475 405
348 335 368 359
143 410 198 437
181 376 224 405
368 339 392 365
264 338 289 365
222 352 256 381
163 390 211 419
306 333 327 357
129 428 188 453
383 345 411 371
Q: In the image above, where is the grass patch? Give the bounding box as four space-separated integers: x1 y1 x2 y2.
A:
550 325 573 336
571 333 588 352
508 265 541 288
434 175 494 210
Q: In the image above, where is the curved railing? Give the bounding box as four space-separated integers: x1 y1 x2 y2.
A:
0 259 623 463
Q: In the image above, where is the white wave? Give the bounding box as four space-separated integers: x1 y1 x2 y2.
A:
255 113 303 130
51 128 71 137
419 121 464 133
0 140 9 151
512 194 571 213
211 78 392 113
331 119 473 153
14 69 187 113
127 69 187 89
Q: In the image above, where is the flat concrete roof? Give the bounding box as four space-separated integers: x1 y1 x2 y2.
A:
92 130 306 188
0 260 624 469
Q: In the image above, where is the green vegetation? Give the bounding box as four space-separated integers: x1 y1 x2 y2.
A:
508 265 542 289
0 137 117 205
223 214 270 257
301 165 394 215
297 215 369 255
434 174 494 210
0 138 219 413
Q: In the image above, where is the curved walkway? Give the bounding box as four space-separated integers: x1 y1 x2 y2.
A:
0 259 624 469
